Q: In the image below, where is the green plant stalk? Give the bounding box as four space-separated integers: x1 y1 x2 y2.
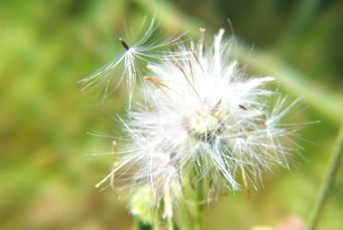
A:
177 183 193 230
194 177 204 230
236 47 343 125
307 124 343 230
191 160 204 230
178 165 204 230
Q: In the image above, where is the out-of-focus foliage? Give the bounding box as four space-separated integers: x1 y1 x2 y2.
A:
0 0 342 229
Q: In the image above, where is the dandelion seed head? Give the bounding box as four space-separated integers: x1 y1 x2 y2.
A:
97 26 303 210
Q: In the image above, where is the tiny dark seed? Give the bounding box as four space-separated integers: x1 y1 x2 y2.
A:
239 104 248 110
119 38 129 50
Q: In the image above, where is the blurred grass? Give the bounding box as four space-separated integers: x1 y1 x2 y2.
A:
1 0 343 229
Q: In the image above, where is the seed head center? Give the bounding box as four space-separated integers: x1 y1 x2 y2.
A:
191 113 219 135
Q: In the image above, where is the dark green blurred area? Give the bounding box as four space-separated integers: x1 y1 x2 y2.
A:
1 0 343 229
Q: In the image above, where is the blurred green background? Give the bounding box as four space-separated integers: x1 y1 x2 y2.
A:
1 0 343 229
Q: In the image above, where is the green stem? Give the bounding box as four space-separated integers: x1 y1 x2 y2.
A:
178 166 204 230
237 47 343 125
307 125 343 230
194 177 204 230
177 180 193 230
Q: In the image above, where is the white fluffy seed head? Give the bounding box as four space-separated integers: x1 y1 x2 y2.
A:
97 27 302 210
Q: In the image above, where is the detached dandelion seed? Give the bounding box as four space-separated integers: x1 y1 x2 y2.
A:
80 16 188 105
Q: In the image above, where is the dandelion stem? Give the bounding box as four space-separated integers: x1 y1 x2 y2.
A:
307 124 343 230
177 183 193 230
194 177 204 230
